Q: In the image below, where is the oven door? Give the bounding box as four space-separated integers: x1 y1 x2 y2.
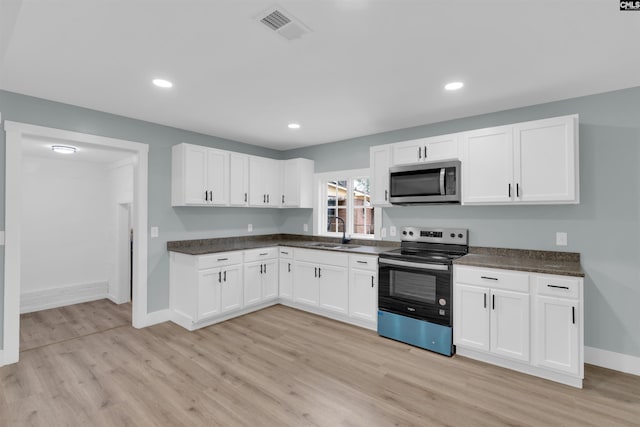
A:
378 258 452 326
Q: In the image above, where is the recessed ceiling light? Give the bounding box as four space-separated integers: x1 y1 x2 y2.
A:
444 81 464 91
51 145 77 154
288 123 301 129
152 78 173 88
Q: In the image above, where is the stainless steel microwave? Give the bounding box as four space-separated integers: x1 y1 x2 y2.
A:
389 160 461 205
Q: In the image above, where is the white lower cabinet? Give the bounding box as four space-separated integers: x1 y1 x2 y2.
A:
454 265 583 388
170 245 380 332
348 255 378 323
278 247 294 301
244 248 279 307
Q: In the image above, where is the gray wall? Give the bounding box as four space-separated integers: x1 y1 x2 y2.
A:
282 87 640 358
1 87 639 360
0 90 284 348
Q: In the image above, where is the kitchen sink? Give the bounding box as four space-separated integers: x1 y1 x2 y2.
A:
307 242 362 250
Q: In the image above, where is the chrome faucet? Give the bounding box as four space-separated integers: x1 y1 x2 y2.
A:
328 216 351 244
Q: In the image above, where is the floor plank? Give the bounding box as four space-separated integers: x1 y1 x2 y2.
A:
2 302 640 426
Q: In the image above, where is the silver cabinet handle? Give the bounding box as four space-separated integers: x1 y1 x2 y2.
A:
267 194 270 203
244 193 247 202
209 191 213 201
424 146 427 158
516 183 520 197
205 190 208 202
357 260 367 264
481 276 498 281
282 194 285 204
314 267 317 278
263 263 267 274
217 258 228 261
384 189 388 201
418 146 422 159
288 263 291 273
223 271 226 282
572 306 575 324
280 251 289 255
259 252 268 256
263 194 266 203
260 264 263 274
218 271 222 283
508 183 511 198
371 275 374 288
318 267 321 278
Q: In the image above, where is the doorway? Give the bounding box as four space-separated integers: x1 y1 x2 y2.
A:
3 121 149 366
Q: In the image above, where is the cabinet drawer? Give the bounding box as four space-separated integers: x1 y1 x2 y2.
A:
534 275 580 299
244 247 278 262
455 266 529 292
295 248 349 267
350 255 378 271
198 251 243 269
278 246 294 259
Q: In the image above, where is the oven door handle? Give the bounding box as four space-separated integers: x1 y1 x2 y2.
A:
379 258 449 271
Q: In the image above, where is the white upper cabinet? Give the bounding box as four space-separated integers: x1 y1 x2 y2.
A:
172 143 229 206
249 156 281 207
514 116 578 203
462 125 514 204
462 115 579 205
392 134 459 165
229 153 249 206
370 144 392 207
173 143 313 209
281 158 314 208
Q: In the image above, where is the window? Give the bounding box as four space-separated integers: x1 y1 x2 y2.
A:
316 169 375 239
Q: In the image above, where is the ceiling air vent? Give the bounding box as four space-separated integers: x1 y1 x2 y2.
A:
257 6 311 41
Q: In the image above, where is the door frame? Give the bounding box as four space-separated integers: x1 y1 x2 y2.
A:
2 120 149 366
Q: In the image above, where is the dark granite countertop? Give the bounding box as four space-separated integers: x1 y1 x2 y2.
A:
167 234 399 256
453 247 584 277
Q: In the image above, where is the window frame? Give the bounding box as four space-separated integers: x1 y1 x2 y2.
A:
314 168 376 240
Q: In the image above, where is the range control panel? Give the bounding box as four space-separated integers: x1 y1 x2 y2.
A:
400 226 468 245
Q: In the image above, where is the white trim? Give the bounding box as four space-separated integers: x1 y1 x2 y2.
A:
139 309 172 328
20 282 109 314
2 121 149 366
0 349 4 366
585 346 640 377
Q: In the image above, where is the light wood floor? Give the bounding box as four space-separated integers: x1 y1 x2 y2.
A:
2 302 640 426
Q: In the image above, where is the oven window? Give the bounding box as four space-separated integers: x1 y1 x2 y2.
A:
390 270 436 304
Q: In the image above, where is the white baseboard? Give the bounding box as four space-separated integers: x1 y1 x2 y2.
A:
585 346 640 376
20 281 109 314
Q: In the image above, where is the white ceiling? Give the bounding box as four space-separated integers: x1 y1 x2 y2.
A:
22 134 135 164
2 0 639 151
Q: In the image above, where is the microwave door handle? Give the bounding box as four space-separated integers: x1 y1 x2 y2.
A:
439 168 446 195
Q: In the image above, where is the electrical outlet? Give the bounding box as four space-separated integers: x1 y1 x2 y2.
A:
150 226 159 238
556 232 567 246
390 226 397 237
248 224 253 232
303 223 309 232
381 227 387 238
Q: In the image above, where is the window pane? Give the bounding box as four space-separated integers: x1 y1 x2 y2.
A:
353 207 374 235
353 177 371 207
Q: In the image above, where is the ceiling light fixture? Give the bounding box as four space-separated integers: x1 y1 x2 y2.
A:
152 78 173 88
51 145 77 154
288 123 301 129
444 81 464 91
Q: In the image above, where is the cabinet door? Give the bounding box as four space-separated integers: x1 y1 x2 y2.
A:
183 144 208 204
514 116 577 203
261 259 279 301
370 145 392 207
534 296 579 375
243 262 263 306
197 268 221 320
249 156 279 207
281 159 300 207
229 153 249 206
293 261 319 306
206 149 229 205
392 140 422 165
490 289 530 362
349 268 377 322
279 259 293 300
462 126 514 204
221 264 243 313
424 134 459 162
454 284 490 352
318 264 349 314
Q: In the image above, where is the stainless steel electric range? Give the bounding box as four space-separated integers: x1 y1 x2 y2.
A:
377 226 468 356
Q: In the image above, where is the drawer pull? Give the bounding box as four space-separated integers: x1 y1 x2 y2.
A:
547 284 569 290
357 260 368 264
260 253 268 256
481 276 498 281
217 258 228 261
281 251 289 255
